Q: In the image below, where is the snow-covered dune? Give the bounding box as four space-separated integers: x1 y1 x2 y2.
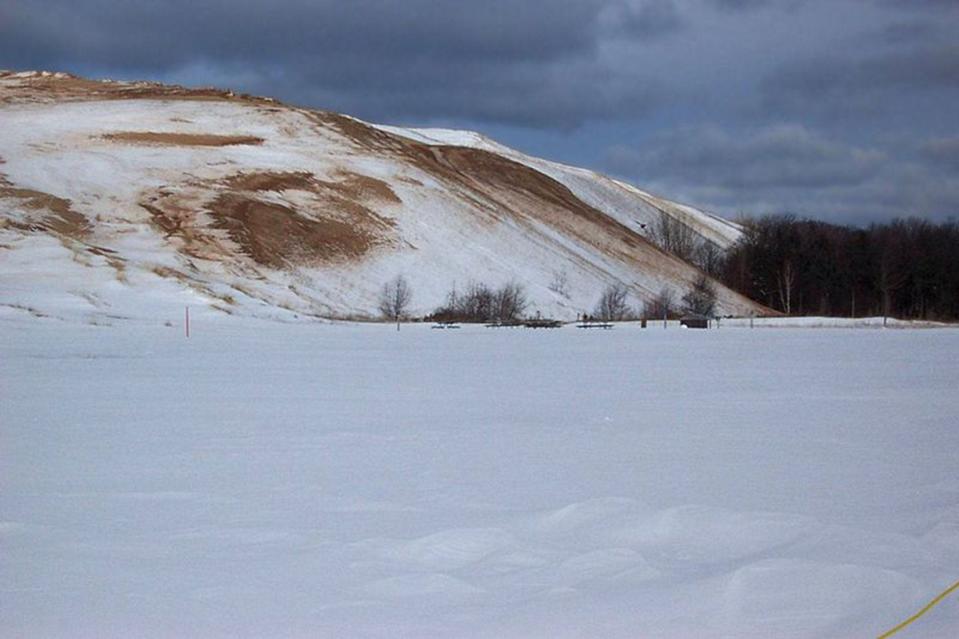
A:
0 71 764 324
376 125 744 249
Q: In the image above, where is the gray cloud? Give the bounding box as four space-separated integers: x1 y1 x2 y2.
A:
605 124 958 224
877 0 959 11
702 0 808 12
762 44 959 117
3 1 601 66
920 138 959 172
867 19 942 46
610 124 884 189
1 0 677 127
705 0 774 11
598 0 685 38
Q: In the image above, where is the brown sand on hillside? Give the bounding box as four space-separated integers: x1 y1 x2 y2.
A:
206 195 378 268
101 132 264 147
223 170 400 203
0 71 277 106
139 170 397 268
312 109 669 261
223 171 317 192
210 170 398 266
0 175 89 239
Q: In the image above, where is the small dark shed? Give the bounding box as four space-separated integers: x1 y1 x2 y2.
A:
680 316 710 329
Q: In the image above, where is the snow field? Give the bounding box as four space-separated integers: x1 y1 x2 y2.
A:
2 319 958 637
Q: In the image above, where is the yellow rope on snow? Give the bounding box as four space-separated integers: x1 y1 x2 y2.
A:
877 579 959 638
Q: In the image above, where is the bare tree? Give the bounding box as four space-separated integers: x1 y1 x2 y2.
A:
445 282 459 314
493 281 528 322
645 287 676 321
430 280 531 323
876 248 906 327
460 281 495 321
693 241 724 276
682 273 717 317
594 283 631 322
651 211 697 261
776 259 796 315
379 275 412 330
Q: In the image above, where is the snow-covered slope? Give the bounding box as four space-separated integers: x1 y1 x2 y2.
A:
376 125 744 249
0 71 763 324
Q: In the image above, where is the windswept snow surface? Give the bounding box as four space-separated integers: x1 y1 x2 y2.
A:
3 319 959 638
375 125 744 250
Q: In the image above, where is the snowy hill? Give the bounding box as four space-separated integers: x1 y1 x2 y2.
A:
0 71 764 324
375 125 744 250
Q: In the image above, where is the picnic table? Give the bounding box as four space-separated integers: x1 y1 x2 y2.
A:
524 319 563 329
577 321 613 329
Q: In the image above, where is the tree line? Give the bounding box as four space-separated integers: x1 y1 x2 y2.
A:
428 281 529 323
719 216 959 320
381 274 717 326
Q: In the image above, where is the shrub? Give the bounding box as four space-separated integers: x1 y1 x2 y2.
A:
594 283 631 322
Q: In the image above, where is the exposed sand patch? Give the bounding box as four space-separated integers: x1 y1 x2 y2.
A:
85 246 129 283
223 171 317 192
0 175 132 283
0 175 89 239
101 132 264 147
332 171 401 204
223 170 400 204
425 145 646 240
139 199 230 264
309 112 412 154
139 170 397 268
207 195 382 268
0 71 278 107
209 169 398 266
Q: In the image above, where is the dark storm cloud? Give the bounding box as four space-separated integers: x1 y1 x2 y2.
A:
2 1 600 66
705 0 774 11
764 44 959 112
878 0 959 11
291 55 666 128
758 1 959 117
598 0 685 38
1 0 676 126
2 0 958 224
604 123 959 223
702 0 809 12
607 125 884 191
920 138 959 173
868 19 941 46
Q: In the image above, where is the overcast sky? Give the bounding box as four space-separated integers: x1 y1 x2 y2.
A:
3 0 958 225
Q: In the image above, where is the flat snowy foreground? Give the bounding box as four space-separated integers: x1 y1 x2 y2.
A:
3 318 959 638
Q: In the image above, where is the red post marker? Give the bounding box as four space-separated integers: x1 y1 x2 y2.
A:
185 306 190 338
